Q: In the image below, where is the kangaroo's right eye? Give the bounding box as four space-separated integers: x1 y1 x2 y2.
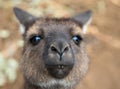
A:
30 35 41 45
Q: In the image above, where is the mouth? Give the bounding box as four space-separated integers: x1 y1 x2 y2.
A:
46 64 73 79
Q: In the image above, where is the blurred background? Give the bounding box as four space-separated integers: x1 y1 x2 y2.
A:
0 0 120 89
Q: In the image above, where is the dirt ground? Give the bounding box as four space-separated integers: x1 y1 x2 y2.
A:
0 0 120 89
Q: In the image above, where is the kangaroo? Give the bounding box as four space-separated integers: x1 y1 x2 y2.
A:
13 7 92 89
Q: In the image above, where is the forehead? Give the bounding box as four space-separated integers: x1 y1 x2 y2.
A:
26 18 83 38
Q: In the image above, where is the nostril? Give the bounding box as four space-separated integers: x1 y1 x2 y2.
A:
51 46 58 53
64 46 69 52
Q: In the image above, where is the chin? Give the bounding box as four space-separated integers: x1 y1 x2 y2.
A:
36 79 76 88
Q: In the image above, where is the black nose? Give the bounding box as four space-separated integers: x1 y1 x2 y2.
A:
45 39 74 79
50 41 70 57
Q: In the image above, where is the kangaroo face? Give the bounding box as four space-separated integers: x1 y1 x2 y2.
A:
14 7 92 88
42 23 75 79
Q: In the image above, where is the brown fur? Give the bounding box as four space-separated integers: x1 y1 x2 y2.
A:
21 19 89 89
13 7 92 89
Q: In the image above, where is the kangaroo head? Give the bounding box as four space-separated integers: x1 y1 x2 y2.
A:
14 7 92 88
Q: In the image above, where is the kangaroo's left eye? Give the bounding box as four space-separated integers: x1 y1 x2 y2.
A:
30 35 41 45
72 35 83 45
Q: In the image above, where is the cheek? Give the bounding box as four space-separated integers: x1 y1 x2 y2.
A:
66 42 89 78
21 44 48 80
23 40 45 62
24 45 45 69
21 48 56 85
70 42 80 56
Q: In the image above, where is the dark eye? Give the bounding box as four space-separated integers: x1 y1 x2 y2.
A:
72 35 82 45
30 35 41 45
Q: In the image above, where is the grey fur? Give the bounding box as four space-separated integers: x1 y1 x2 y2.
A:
13 7 92 89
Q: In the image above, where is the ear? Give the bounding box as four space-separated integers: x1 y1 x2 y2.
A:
72 10 92 34
13 7 36 34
